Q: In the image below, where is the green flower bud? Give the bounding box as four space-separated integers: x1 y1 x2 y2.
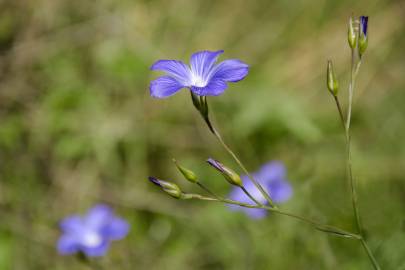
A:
207 158 242 187
173 159 198 183
327 60 339 96
148 177 182 199
348 16 358 49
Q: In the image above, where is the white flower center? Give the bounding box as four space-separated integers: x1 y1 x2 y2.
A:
82 231 103 247
190 73 208 88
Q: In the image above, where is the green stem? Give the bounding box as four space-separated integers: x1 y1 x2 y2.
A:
361 238 381 270
344 50 380 270
333 95 346 128
189 193 360 239
203 115 276 208
240 186 262 206
194 95 276 208
197 182 222 200
346 49 363 235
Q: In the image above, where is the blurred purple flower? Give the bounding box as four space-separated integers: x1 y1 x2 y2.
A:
57 204 129 257
150 50 249 98
228 161 293 219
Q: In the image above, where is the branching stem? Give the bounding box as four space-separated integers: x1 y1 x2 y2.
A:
340 49 380 270
188 193 361 240
198 100 276 208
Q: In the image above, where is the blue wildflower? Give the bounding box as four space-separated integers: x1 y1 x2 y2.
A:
228 161 293 219
57 204 129 257
150 50 249 98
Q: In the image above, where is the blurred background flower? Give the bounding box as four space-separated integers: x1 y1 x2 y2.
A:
0 0 404 269
228 161 292 219
58 204 129 257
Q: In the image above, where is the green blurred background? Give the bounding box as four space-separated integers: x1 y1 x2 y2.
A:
0 0 404 269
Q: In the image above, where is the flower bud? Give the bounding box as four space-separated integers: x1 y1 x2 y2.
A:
207 158 242 187
348 15 357 49
358 16 368 57
173 159 198 183
148 177 182 199
327 60 339 96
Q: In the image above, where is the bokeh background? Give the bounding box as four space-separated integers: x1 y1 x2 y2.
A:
0 0 404 269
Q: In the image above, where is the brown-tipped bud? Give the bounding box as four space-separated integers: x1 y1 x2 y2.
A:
348 15 358 49
207 158 242 186
327 60 339 96
148 177 182 199
173 159 198 183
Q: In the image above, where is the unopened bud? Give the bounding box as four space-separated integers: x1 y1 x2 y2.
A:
348 15 357 49
148 177 182 199
358 16 368 57
207 158 242 186
173 159 198 183
327 60 339 96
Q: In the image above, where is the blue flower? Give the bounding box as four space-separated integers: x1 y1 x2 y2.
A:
150 50 249 98
360 16 368 37
57 204 130 257
228 161 293 219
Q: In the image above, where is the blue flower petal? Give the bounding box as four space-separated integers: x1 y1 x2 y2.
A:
268 180 293 203
150 60 191 86
57 235 79 255
228 177 269 219
150 76 184 98
257 161 286 184
81 240 110 257
191 78 227 96
104 217 130 240
60 215 83 234
226 161 293 219
85 204 113 230
212 59 249 82
190 50 224 80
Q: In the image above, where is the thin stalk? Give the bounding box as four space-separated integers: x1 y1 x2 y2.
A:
197 182 222 200
188 193 360 240
361 238 381 270
212 125 275 207
204 117 276 208
240 186 262 206
333 95 346 128
345 49 363 235
346 49 355 131
344 50 380 270
196 95 275 208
